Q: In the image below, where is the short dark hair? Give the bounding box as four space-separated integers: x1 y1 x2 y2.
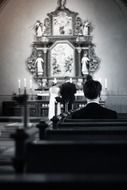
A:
86 74 93 81
83 80 102 99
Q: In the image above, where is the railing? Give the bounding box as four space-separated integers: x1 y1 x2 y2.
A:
0 94 127 117
1 99 106 118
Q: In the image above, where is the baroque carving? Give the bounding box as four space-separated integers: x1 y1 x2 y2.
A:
26 0 100 88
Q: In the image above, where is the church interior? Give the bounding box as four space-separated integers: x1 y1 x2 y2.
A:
0 0 127 188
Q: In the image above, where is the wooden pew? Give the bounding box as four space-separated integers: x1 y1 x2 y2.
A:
25 140 127 174
45 125 127 141
37 119 127 141
57 120 127 128
63 118 127 123
1 174 127 188
36 119 127 141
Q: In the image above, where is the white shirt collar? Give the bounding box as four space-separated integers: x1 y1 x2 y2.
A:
86 97 100 105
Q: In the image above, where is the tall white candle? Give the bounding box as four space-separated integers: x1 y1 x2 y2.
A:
105 78 108 89
30 79 32 89
18 79 21 89
24 78 26 88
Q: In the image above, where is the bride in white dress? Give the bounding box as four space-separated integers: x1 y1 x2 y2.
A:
48 82 61 120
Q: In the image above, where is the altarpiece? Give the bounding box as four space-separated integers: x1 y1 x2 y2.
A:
27 0 100 89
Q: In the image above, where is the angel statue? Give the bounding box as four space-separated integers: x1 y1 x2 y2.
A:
81 52 90 75
57 0 67 9
35 52 44 76
34 20 43 37
82 20 90 36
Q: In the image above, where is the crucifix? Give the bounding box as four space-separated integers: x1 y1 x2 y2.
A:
57 0 67 9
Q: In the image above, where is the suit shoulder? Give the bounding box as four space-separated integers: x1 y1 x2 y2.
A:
102 107 118 118
102 106 116 113
71 108 85 118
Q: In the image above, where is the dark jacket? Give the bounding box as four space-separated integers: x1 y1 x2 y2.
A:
60 82 76 103
71 102 117 119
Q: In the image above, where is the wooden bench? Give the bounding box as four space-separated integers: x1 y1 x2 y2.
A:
25 140 127 174
45 126 127 141
56 120 127 128
63 118 127 123
1 174 127 188
38 119 127 141
36 119 127 140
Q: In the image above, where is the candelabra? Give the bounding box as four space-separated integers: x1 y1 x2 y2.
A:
13 89 29 128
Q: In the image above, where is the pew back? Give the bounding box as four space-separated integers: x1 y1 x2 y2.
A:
63 119 127 122
57 121 127 128
43 119 127 141
45 126 127 141
25 140 127 174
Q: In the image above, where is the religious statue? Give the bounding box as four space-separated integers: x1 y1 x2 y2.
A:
35 52 44 76
57 0 66 9
26 0 100 91
81 52 90 75
34 20 43 37
82 20 90 36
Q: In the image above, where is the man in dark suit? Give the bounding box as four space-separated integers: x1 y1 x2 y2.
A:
60 77 77 112
71 80 117 119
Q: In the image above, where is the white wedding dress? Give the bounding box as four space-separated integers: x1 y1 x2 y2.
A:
48 85 61 120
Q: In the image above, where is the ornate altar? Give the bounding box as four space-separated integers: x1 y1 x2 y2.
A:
27 0 100 89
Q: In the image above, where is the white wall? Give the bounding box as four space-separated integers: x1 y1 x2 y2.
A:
0 0 127 112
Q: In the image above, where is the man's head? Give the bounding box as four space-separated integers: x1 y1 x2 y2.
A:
83 80 102 100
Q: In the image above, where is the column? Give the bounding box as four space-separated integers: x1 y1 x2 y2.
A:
43 47 48 78
77 47 82 77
